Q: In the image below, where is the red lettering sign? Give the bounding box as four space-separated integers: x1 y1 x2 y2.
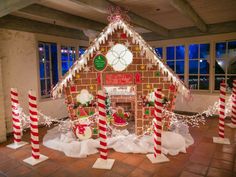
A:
105 73 133 85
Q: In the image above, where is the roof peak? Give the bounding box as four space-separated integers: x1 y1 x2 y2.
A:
107 6 130 23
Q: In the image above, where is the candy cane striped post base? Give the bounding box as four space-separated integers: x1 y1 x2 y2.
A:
23 90 48 166
93 90 115 170
213 82 230 145
7 88 28 149
7 141 28 149
146 88 169 164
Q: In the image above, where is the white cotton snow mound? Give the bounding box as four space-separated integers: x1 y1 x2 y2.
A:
43 125 194 158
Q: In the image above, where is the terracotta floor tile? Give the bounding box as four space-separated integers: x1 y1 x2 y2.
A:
128 168 152 177
48 168 76 177
179 171 204 177
66 160 91 173
104 171 124 177
210 159 233 171
112 160 135 176
189 153 211 166
138 158 160 173
184 162 208 175
213 152 234 162
5 165 32 177
34 160 61 176
122 155 144 166
207 167 232 177
0 159 21 173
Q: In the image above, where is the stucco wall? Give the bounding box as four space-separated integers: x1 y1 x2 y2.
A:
0 29 68 134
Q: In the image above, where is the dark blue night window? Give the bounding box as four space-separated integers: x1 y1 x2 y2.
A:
215 60 225 74
189 76 198 89
176 61 184 74
215 42 226 59
189 60 198 74
200 44 210 59
189 44 199 59
39 42 58 97
79 47 86 57
155 47 163 59
167 46 174 60
215 76 225 90
200 60 209 74
167 61 174 71
176 45 185 60
199 76 209 90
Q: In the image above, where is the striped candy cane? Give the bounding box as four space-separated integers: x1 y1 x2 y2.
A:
97 90 108 160
154 88 163 157
219 82 226 138
10 88 22 143
28 91 40 159
231 80 236 125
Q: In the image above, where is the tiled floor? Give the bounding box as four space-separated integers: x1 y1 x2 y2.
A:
0 118 235 177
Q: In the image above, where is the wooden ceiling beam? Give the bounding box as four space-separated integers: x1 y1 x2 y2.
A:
141 21 236 41
0 15 88 40
169 0 208 32
0 0 39 17
70 0 169 37
20 4 106 31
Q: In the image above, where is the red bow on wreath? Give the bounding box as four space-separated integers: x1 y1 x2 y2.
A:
74 124 87 135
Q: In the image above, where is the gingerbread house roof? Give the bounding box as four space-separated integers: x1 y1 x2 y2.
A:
52 18 189 98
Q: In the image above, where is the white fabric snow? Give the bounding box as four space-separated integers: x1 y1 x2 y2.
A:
43 124 194 158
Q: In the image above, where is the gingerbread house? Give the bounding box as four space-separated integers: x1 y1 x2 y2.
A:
52 13 189 135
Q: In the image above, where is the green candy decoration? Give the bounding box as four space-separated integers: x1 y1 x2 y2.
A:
155 71 160 77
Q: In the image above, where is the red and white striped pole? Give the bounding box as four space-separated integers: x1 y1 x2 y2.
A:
218 82 226 138
10 88 22 143
93 90 115 169
97 90 108 160
28 90 40 159
231 80 236 125
153 88 163 157
7 88 28 149
147 88 169 163
23 90 48 165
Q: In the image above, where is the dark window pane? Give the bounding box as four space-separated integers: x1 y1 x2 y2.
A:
199 76 209 90
215 60 226 74
40 79 45 96
189 60 198 74
62 62 69 75
45 45 50 61
155 47 163 59
61 46 68 61
46 62 50 78
216 42 226 59
167 46 174 60
215 76 225 90
176 61 184 74
189 44 199 59
228 41 236 51
51 43 58 85
69 46 76 61
178 75 184 82
227 76 236 89
228 60 236 74
79 47 86 57
46 79 51 95
200 44 210 59
167 61 175 71
40 62 45 79
176 45 185 60
189 76 198 89
200 60 209 74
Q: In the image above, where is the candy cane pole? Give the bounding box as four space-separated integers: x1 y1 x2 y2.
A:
7 88 28 149
147 88 169 163
93 90 115 169
153 88 162 157
229 80 236 127
218 82 226 138
23 90 48 165
28 91 40 159
213 82 230 144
